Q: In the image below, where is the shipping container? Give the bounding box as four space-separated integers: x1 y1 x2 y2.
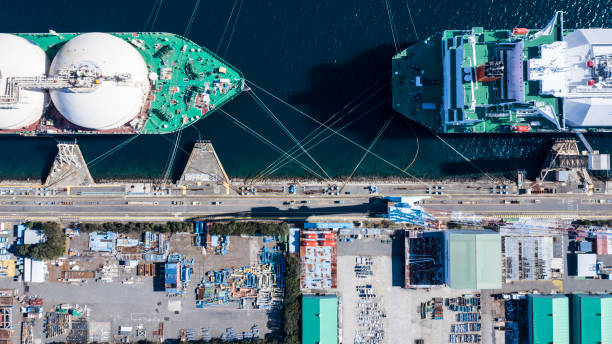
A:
322 232 335 239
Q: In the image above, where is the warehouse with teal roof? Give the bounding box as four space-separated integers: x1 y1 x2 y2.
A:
528 294 570 344
572 294 612 344
444 230 502 289
302 294 338 344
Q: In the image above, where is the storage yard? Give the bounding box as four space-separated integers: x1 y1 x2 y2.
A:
0 221 284 343
337 250 480 344
1 218 612 343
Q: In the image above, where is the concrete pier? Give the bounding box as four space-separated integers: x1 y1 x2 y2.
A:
177 140 230 194
539 139 592 186
44 142 94 188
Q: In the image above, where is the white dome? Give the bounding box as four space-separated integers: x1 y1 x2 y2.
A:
0 34 49 129
49 33 150 130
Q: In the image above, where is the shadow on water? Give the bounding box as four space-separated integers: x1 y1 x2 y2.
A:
289 43 417 139
39 141 58 182
440 158 539 180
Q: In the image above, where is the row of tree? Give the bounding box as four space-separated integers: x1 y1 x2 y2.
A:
574 219 612 227
282 254 301 344
18 222 66 260
207 221 289 236
79 221 192 234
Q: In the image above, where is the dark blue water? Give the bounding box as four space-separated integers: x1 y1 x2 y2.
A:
0 0 611 181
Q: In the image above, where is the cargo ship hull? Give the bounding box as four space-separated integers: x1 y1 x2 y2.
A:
392 12 612 134
0 32 243 135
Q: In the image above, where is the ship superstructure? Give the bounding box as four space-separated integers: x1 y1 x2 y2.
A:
0 31 243 135
392 12 612 133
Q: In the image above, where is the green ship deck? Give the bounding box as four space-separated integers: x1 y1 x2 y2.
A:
16 32 243 134
392 12 611 134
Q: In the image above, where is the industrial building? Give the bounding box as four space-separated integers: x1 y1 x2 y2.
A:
303 223 353 230
572 294 612 344
164 254 182 295
300 229 337 290
444 230 502 289
595 234 612 254
527 295 569 344
23 258 46 283
302 294 338 344
501 235 563 281
22 229 45 245
384 196 436 226
568 253 598 277
404 231 445 288
88 231 116 252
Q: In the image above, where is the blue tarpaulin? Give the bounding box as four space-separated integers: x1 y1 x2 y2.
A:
304 222 353 229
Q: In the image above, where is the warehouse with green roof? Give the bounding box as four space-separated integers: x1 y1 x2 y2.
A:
528 295 570 344
443 230 502 289
572 294 612 344
302 294 338 344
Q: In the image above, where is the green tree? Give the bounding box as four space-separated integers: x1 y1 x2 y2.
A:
18 222 66 260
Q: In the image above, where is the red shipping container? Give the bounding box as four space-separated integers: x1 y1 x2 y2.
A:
322 232 335 239
320 240 336 246
29 298 43 306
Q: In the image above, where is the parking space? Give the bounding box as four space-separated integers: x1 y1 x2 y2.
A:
339 253 481 344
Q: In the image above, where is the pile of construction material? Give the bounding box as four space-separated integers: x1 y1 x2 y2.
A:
196 247 285 309
219 325 259 341
448 294 482 343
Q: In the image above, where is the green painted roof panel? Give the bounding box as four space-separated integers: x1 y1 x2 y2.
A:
573 294 612 344
476 234 502 289
529 295 569 344
302 295 338 344
448 233 476 289
447 231 501 289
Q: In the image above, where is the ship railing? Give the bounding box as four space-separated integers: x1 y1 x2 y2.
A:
0 75 73 104
0 73 143 105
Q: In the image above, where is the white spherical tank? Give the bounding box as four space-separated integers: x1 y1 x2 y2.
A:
0 34 49 129
49 33 150 130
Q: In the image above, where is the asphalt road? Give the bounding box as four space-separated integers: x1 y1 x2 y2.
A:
0 192 609 221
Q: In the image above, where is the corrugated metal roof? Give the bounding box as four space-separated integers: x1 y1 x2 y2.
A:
304 223 353 229
23 258 46 283
446 231 501 289
573 294 612 344
302 294 338 344
23 229 45 245
529 295 569 344
88 231 115 252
